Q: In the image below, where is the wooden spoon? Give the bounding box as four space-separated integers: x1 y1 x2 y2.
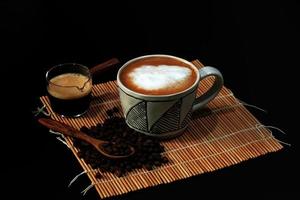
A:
38 118 135 159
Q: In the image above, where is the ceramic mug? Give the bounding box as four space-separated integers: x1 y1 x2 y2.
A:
117 55 223 138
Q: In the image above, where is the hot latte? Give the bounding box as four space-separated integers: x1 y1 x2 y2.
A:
119 56 197 95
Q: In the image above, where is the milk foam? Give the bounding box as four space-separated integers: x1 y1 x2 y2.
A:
128 65 192 91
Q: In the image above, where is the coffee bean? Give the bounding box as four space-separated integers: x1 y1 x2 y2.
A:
77 151 84 158
162 157 169 163
91 126 97 132
114 170 123 177
112 107 119 113
106 109 114 116
80 126 89 133
145 164 153 170
154 161 161 166
95 172 102 179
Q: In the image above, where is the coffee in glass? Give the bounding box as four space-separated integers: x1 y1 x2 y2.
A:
46 63 92 117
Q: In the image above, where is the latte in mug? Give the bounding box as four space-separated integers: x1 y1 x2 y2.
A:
117 55 224 138
119 56 197 95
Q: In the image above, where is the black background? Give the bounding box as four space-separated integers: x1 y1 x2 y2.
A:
2 0 299 199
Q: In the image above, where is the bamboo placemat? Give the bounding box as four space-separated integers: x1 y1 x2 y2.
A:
40 59 283 199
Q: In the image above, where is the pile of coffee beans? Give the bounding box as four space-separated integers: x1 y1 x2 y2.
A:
73 107 168 177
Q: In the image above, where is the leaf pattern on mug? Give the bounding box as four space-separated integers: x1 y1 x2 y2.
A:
126 101 148 132
150 100 181 134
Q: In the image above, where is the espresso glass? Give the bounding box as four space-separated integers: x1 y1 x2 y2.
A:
46 63 92 117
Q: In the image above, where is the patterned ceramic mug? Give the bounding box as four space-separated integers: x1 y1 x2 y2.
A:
117 55 223 138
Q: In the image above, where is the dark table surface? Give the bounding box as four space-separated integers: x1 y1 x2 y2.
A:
2 1 299 199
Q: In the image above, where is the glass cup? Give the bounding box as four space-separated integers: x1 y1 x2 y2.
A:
46 63 92 117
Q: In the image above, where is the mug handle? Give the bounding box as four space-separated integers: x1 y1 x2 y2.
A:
192 66 224 112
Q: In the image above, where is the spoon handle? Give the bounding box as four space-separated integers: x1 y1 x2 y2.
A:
89 58 120 76
38 118 96 144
